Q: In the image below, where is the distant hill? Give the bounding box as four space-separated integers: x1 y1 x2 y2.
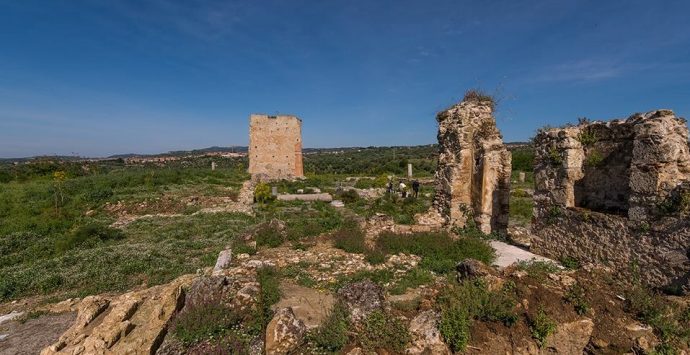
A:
2 142 533 163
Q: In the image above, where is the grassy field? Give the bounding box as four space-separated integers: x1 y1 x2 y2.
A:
0 146 534 303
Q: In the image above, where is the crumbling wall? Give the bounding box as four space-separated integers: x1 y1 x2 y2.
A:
248 114 304 179
532 109 690 290
431 97 511 235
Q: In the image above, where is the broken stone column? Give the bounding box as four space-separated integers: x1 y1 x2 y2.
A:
408 163 413 177
431 94 511 235
211 162 217 171
518 172 525 183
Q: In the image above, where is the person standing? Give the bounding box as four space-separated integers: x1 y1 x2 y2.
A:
399 180 407 198
412 179 420 198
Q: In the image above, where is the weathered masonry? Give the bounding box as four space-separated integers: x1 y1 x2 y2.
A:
429 95 511 235
248 114 304 179
532 110 690 291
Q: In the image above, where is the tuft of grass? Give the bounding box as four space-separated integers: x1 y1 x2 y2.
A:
560 256 580 270
516 259 560 281
309 302 350 352
254 222 284 248
530 307 556 348
463 89 494 107
248 267 281 336
438 279 517 352
625 285 690 350
438 305 470 352
564 284 590 315
172 298 242 345
360 310 411 353
332 219 367 254
389 268 433 295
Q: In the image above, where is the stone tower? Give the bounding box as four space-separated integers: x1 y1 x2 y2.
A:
248 114 304 179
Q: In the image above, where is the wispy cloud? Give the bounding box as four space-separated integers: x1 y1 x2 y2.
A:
530 59 649 83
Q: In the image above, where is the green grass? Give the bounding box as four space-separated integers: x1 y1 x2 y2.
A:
308 302 350 352
437 279 518 352
360 310 411 352
509 196 533 225
516 260 560 281
625 284 690 351
348 192 432 225
530 308 556 348
375 231 495 274
389 268 434 295
1 212 255 302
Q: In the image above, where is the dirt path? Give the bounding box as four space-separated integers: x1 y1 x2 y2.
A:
490 240 557 268
0 312 76 355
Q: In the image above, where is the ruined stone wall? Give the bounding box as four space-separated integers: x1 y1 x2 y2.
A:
248 114 304 179
431 98 511 235
532 109 690 290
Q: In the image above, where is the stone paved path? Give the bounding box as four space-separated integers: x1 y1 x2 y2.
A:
490 240 558 268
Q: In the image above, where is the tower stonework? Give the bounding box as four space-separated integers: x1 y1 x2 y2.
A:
248 114 304 179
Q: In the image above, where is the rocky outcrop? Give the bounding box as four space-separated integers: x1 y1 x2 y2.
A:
265 307 307 355
532 110 690 290
543 318 594 353
41 274 194 355
430 94 511 235
337 280 386 325
406 310 451 354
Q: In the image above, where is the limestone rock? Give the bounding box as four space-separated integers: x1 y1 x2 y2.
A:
543 318 594 353
507 225 532 248
431 95 511 235
406 310 451 354
41 274 194 355
213 249 232 274
265 307 306 355
337 280 385 325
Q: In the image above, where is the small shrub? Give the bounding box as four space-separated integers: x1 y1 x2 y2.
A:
530 308 556 348
255 223 283 248
560 256 580 270
332 220 367 254
56 223 124 252
577 129 598 146
337 189 360 204
365 249 386 265
254 182 274 204
172 299 241 345
548 147 563 166
360 310 411 353
565 284 590 315
585 149 604 167
547 206 563 224
438 279 518 352
463 89 494 108
309 302 349 352
439 306 471 352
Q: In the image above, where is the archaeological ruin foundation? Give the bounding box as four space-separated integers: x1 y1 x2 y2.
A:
531 110 690 290
248 114 304 179
429 94 512 235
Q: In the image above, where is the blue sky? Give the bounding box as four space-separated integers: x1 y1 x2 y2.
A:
1 0 689 158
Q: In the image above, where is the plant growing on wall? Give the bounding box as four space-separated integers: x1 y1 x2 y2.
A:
585 149 604 167
577 129 598 146
548 147 563 167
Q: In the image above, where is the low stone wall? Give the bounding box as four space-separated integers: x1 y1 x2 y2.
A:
531 206 690 291
276 193 333 202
